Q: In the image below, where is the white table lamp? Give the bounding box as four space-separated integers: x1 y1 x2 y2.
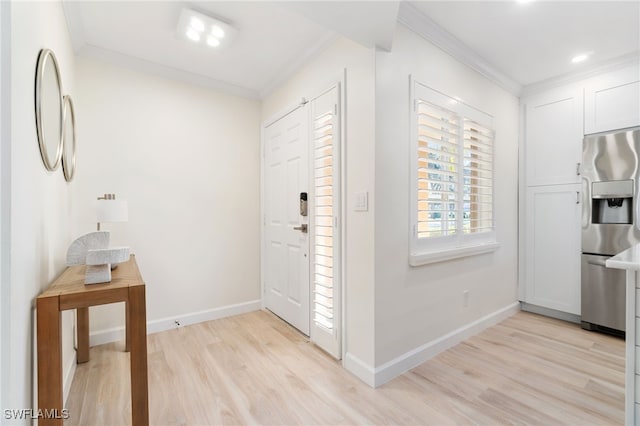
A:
96 193 128 231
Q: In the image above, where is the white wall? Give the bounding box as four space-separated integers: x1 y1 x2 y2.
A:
73 57 262 338
261 37 376 370
4 6 521 406
9 0 77 418
374 25 519 366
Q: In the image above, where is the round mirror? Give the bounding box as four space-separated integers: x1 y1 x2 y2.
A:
62 95 76 182
35 49 64 171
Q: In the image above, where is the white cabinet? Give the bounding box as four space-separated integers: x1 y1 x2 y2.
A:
524 86 583 186
585 64 640 135
521 86 582 315
524 184 581 315
521 64 640 317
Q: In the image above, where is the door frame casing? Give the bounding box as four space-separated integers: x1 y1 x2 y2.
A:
260 75 346 360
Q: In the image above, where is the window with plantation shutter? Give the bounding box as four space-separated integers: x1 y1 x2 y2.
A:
463 119 494 235
411 80 499 266
417 101 460 238
313 109 334 330
310 85 341 359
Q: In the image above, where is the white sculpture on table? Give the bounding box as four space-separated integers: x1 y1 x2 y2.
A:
66 231 130 284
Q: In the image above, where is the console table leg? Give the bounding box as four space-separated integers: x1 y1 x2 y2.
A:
37 297 63 425
77 307 89 363
125 300 131 352
129 286 149 425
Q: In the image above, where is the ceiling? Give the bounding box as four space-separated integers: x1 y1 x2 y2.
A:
410 1 640 87
63 1 640 99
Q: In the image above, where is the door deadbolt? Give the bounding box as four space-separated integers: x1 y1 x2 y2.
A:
293 224 308 233
300 192 308 217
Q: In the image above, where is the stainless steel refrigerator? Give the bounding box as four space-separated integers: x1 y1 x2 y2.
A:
581 126 640 334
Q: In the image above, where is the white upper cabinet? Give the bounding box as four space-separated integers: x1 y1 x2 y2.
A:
584 64 640 135
524 86 584 186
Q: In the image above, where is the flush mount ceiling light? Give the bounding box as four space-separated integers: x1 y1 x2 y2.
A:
571 52 593 64
176 8 237 49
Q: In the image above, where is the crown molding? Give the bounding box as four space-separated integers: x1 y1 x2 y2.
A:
397 2 523 97
63 0 258 100
259 33 340 99
78 44 261 100
520 51 640 97
62 1 339 101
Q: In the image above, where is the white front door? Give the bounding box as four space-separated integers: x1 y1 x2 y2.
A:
264 106 310 335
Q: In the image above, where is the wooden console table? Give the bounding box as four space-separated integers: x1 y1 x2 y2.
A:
37 254 149 425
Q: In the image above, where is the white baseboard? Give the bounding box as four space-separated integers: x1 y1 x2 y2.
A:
366 302 520 388
344 352 376 387
63 352 77 406
90 325 125 347
146 300 262 335
374 302 520 387
89 300 261 347
520 302 581 324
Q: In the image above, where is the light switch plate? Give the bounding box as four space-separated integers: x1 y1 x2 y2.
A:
354 191 368 212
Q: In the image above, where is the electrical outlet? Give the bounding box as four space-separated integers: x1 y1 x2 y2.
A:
463 290 469 308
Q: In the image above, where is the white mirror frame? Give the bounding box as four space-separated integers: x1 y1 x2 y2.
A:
34 48 64 172
62 95 76 182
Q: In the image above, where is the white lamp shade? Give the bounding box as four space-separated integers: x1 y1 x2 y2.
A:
96 199 128 223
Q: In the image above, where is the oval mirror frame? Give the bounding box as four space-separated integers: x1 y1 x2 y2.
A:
34 48 64 172
62 95 76 182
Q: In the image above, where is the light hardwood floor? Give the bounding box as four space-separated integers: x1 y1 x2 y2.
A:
65 310 624 425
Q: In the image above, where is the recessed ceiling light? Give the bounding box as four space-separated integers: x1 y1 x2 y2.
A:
176 8 237 50
516 0 534 4
211 26 225 39
190 17 205 33
186 28 200 42
571 52 591 64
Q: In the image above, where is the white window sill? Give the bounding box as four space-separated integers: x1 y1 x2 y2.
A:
409 242 501 266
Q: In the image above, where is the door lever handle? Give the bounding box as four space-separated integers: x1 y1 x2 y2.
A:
293 224 308 233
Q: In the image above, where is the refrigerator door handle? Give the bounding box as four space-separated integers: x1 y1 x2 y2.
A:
587 258 608 267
